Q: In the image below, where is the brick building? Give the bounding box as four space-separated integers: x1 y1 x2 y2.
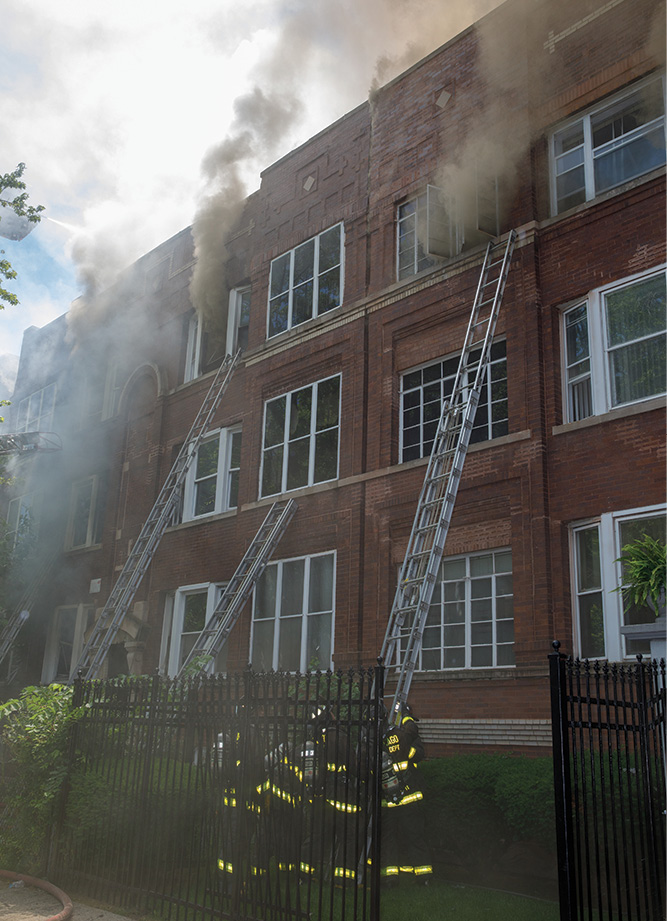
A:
3 0 665 754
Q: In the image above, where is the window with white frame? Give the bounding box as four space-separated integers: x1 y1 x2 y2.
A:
397 186 461 280
227 287 251 353
251 552 335 672
16 383 56 433
6 491 41 548
260 375 340 497
182 427 241 521
571 506 666 660
184 313 204 383
41 604 94 683
102 361 123 419
550 75 666 215
268 224 343 338
562 269 666 422
412 549 514 670
65 476 106 550
401 341 508 462
160 583 227 677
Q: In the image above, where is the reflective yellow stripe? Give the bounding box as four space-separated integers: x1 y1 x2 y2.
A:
393 760 409 772
327 762 347 772
400 866 414 874
334 867 356 879
300 862 315 875
222 796 237 807
217 860 233 873
387 790 423 807
414 865 433 876
326 798 361 813
408 747 416 760
381 866 399 877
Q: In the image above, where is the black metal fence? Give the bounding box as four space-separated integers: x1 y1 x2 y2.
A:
49 667 384 921
550 644 666 921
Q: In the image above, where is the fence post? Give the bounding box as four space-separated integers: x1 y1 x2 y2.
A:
549 641 576 921
634 655 663 921
370 658 384 921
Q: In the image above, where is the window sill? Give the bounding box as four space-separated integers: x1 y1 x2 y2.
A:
408 664 548 681
552 395 665 436
167 508 238 532
64 543 103 554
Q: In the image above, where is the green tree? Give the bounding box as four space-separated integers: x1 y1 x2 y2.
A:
0 163 44 308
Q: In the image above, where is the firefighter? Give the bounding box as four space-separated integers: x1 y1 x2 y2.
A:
309 704 361 884
380 703 433 885
217 694 266 895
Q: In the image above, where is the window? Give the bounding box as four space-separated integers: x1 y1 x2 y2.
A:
268 224 343 337
102 361 123 419
182 427 242 521
184 313 204 383
571 507 666 660
160 583 227 677
251 552 335 672
400 341 508 462
413 549 514 669
551 75 666 214
16 383 56 433
397 186 461 280
41 604 94 683
227 287 251 353
260 375 340 497
562 270 666 421
65 476 106 550
6 491 41 547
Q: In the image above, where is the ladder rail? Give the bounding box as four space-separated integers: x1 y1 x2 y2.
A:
71 350 241 681
176 499 297 679
381 232 516 722
0 548 61 670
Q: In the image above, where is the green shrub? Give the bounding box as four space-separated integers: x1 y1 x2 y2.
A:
0 684 81 872
419 753 556 869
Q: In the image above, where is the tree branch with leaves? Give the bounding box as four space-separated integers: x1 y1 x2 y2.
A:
0 163 45 308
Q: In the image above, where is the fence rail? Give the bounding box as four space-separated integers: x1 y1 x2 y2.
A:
550 644 666 921
48 667 385 921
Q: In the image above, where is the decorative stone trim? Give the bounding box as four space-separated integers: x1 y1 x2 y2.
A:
419 718 552 748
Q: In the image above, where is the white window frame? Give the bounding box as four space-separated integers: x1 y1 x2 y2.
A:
549 74 666 216
561 267 666 422
102 360 123 420
397 186 463 280
160 583 226 678
570 504 666 661
267 223 344 338
182 426 242 521
260 375 341 498
400 340 508 462
226 286 251 354
65 475 103 550
41 604 94 683
16 382 56 433
250 551 336 673
411 548 514 670
184 313 204 383
6 490 41 548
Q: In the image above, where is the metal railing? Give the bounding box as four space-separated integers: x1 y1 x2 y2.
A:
49 667 385 921
550 643 666 921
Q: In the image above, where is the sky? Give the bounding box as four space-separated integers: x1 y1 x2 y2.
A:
1 0 504 366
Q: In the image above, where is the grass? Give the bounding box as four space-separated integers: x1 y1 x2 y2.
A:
70 878 561 921
380 879 560 921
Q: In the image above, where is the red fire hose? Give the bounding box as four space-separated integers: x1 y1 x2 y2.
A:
0 870 73 921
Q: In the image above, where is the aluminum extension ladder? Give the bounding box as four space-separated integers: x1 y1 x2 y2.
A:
0 548 60 673
70 350 241 681
176 498 298 679
382 231 516 724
